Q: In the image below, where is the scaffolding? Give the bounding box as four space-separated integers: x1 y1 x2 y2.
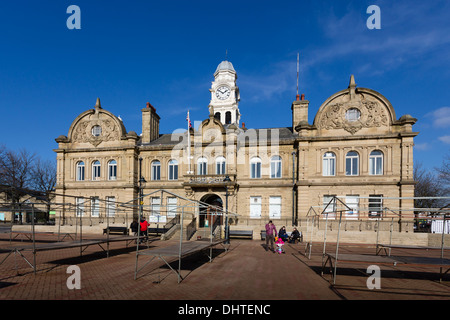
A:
0 195 147 275
132 189 238 283
311 195 450 284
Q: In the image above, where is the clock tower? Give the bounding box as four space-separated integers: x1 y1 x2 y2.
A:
209 60 241 125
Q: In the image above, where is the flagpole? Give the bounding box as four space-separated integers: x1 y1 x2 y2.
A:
296 52 299 97
187 110 191 175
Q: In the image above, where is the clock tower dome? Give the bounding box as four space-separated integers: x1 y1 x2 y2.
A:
209 60 241 125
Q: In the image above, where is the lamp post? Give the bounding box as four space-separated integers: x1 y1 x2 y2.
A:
223 175 231 244
138 157 146 219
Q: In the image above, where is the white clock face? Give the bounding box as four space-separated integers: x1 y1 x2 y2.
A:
216 86 230 100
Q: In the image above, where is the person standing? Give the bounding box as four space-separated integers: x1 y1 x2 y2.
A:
265 220 277 252
130 218 139 236
139 216 150 243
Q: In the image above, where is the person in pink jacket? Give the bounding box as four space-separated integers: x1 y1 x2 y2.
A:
265 220 277 252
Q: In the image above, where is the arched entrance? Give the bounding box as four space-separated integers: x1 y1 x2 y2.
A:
199 194 223 228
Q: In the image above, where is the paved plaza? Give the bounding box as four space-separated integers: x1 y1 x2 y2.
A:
0 233 449 302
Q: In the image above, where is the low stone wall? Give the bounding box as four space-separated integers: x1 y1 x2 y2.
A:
9 218 450 247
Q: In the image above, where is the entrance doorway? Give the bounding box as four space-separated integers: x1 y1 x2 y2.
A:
199 194 223 228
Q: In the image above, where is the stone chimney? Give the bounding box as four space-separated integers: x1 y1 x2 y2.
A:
291 93 309 130
141 102 160 144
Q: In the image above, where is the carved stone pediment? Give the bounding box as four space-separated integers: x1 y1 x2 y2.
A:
72 119 120 146
318 98 388 135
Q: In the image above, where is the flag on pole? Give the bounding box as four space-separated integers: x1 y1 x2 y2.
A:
186 110 192 128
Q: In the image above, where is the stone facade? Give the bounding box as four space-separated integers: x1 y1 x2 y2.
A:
53 61 419 240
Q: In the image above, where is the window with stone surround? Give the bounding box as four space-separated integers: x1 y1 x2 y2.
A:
151 160 161 180
168 159 178 180
92 160 101 180
322 152 336 176
369 150 383 175
108 160 117 180
345 151 359 176
216 156 226 175
197 157 208 175
270 156 282 178
76 161 85 181
250 157 262 179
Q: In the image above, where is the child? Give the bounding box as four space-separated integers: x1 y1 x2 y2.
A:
275 236 285 254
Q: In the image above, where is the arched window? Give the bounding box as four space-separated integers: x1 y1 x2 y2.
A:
198 157 208 175
168 159 178 180
322 152 336 176
92 160 101 180
250 157 262 179
345 151 359 176
151 160 161 180
369 150 383 175
225 111 232 124
76 161 85 181
214 112 221 122
108 160 117 180
270 155 282 178
216 156 226 175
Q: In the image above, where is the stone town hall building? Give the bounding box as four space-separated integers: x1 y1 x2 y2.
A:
54 60 418 237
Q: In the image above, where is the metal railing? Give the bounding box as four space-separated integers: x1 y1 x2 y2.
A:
186 217 197 240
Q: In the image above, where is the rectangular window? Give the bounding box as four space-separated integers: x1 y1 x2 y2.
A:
198 159 207 175
345 195 359 219
91 197 100 217
369 152 383 175
323 153 336 176
345 156 359 176
250 196 262 219
269 196 282 219
323 195 336 219
270 158 282 178
216 161 226 175
251 162 261 179
167 197 177 218
108 161 117 180
77 163 85 181
151 197 161 216
92 162 101 180
75 198 85 217
152 162 161 180
106 196 116 217
168 161 178 180
369 195 383 218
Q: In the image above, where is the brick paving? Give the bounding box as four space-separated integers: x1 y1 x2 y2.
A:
0 233 449 301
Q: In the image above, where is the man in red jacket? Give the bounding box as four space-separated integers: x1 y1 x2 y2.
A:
265 220 277 252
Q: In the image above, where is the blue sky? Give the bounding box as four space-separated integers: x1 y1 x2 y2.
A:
0 0 449 171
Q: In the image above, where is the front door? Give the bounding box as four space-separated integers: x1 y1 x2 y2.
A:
199 194 223 228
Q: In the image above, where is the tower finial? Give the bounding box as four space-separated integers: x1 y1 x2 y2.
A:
95 97 101 109
225 49 228 61
349 75 356 100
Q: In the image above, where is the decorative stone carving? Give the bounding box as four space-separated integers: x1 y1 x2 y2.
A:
72 118 120 146
318 97 388 134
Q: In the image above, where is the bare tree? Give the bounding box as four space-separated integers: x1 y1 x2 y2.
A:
0 149 36 188
0 148 36 222
30 158 57 219
414 162 446 209
31 158 56 194
435 153 450 197
0 148 36 197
